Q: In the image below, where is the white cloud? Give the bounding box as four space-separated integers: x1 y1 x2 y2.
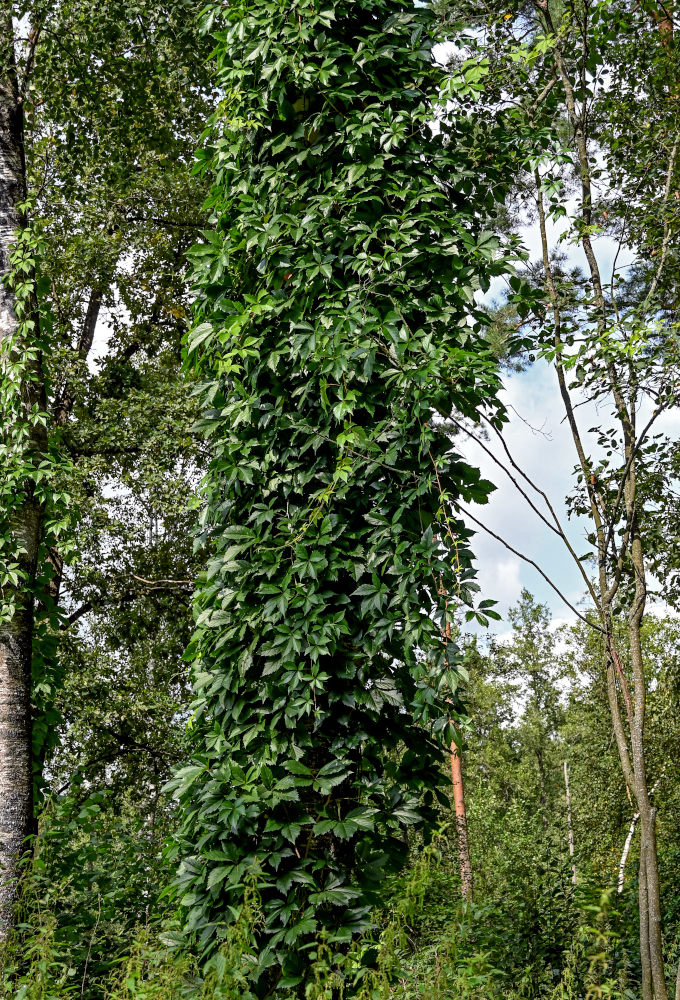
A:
491 557 523 605
459 355 680 634
458 361 599 626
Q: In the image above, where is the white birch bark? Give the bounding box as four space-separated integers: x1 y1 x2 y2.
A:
0 13 43 935
618 812 639 894
617 772 663 896
563 760 577 884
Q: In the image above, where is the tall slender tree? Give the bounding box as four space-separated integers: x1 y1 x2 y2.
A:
0 10 46 932
0 0 214 932
432 1 680 993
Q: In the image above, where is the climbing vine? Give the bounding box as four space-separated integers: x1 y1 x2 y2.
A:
0 207 77 792
168 0 521 991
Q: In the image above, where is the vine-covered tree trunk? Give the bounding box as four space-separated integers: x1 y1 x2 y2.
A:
169 0 516 989
0 14 42 933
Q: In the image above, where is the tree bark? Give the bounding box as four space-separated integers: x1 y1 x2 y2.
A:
450 743 473 900
628 494 667 1000
639 839 653 1000
537 745 548 831
642 806 667 1000
532 12 670 987
618 811 639 894
0 14 44 934
563 760 577 884
53 286 104 427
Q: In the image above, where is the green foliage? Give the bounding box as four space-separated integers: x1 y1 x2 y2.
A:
6 592 678 1000
0 5 214 828
0 911 79 1000
0 213 71 614
7 1 680 998
0 216 49 581
0 209 77 800
4 0 216 771
2 790 173 996
106 880 262 1000
168 0 520 989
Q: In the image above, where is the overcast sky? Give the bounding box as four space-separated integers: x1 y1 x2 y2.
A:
458 361 596 631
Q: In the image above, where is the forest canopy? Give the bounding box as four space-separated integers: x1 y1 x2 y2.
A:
0 0 679 998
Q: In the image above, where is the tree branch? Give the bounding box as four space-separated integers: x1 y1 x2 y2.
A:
456 501 604 631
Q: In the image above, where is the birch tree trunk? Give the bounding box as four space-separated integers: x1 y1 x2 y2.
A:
0 13 43 935
563 760 577 884
618 812 639 894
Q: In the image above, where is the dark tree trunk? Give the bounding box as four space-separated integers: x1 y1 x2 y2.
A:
0 14 44 934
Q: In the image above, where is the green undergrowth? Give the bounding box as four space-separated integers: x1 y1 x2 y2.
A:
0 829 639 1000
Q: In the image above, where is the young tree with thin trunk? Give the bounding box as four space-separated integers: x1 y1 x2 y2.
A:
450 743 474 899
435 2 680 995
563 761 577 884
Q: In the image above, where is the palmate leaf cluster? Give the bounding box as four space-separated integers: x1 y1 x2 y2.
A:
167 0 517 989
0 218 77 787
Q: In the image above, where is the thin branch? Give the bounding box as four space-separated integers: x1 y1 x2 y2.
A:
485 409 603 603
54 284 108 426
456 501 604 631
609 170 650 324
64 602 92 629
604 403 669 598
447 416 563 537
534 166 609 589
609 640 634 726
130 574 193 587
18 16 46 100
448 414 600 604
124 214 204 230
530 73 559 111
644 137 679 307
61 578 193 630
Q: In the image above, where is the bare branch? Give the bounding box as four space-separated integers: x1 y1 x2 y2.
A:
456 501 603 631
449 414 600 605
645 137 679 308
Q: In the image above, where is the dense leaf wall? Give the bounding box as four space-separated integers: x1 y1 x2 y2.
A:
168 0 516 989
